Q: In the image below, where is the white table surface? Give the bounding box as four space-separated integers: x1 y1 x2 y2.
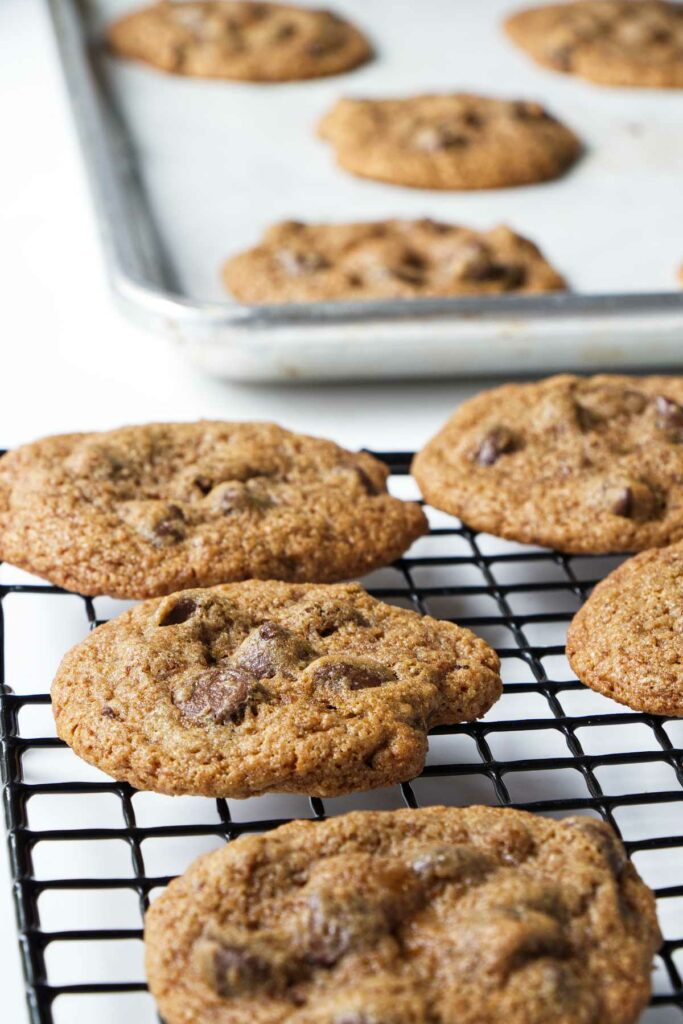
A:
0 1 513 1016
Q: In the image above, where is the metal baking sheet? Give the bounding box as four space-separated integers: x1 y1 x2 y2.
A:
47 0 683 381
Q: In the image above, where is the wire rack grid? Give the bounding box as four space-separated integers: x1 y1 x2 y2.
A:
0 451 682 1024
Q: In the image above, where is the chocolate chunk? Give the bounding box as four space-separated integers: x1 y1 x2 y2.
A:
277 248 330 277
513 100 549 121
474 427 518 466
194 475 213 495
154 504 186 542
211 481 274 514
305 859 421 966
101 705 118 719
612 487 634 518
391 251 428 285
655 394 683 432
310 657 395 691
178 664 255 724
233 621 317 679
158 596 197 627
566 819 626 878
414 125 468 151
274 21 297 41
213 944 273 996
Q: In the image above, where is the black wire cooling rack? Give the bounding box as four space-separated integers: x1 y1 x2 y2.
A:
1 451 682 1024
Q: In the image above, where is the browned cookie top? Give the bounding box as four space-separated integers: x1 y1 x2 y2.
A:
412 374 683 554
223 220 567 303
567 543 683 715
145 805 661 1024
505 1 683 88
0 422 427 598
51 581 501 797
317 94 582 190
107 1 372 81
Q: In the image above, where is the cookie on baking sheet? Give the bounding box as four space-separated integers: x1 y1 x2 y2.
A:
51 581 502 797
317 94 582 190
505 1 683 89
107 1 372 81
0 422 427 599
412 374 683 554
223 219 567 303
567 544 683 715
145 804 660 1024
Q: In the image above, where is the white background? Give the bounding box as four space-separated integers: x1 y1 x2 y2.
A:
1 3 681 1023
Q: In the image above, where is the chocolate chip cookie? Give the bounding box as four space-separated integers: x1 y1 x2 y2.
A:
567 544 683 715
145 805 661 1024
107 1 372 81
223 219 567 303
317 94 582 190
51 581 501 797
505 1 683 89
0 422 426 598
412 375 683 553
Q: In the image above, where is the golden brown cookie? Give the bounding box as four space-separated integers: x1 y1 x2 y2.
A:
0 422 427 598
145 805 661 1024
567 544 683 715
317 94 582 190
412 374 683 554
505 1 683 88
223 219 567 302
107 1 372 81
51 581 502 797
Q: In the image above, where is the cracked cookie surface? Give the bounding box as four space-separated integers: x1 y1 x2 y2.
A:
51 581 501 796
107 1 372 81
412 374 683 553
567 544 683 715
0 422 427 598
223 220 566 303
317 94 581 190
505 1 683 88
145 804 660 1024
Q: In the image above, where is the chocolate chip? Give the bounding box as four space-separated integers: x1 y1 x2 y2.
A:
463 111 483 128
274 21 297 41
177 663 255 725
158 596 198 627
566 819 626 877
277 248 329 277
512 100 550 121
414 125 468 151
233 621 316 679
474 427 518 466
153 505 186 542
655 394 683 432
213 944 275 997
311 658 395 691
612 487 634 518
194 476 213 495
101 705 118 719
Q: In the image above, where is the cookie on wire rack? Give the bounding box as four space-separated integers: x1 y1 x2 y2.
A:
567 543 683 716
51 580 502 798
145 805 661 1024
413 374 683 554
0 421 427 598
